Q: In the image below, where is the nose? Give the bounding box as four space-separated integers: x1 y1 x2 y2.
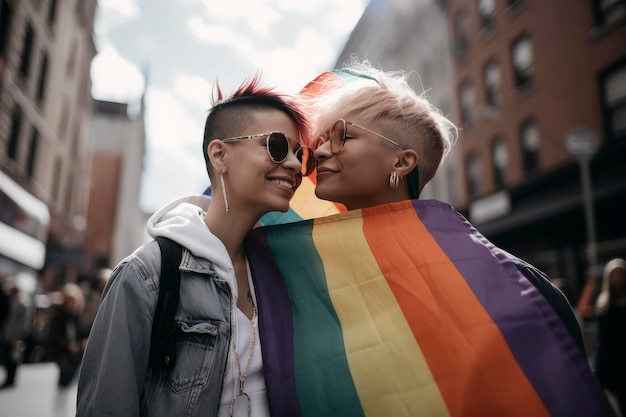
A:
281 147 303 173
313 138 332 161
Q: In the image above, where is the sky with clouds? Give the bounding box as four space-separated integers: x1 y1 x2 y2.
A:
90 0 369 213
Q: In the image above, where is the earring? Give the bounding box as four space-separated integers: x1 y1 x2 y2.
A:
220 171 230 213
389 171 399 189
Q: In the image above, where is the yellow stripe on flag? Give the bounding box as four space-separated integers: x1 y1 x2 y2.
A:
312 213 451 417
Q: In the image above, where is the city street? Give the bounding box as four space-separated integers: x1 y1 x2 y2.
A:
0 362 77 417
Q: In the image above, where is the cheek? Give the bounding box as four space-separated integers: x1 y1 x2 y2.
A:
339 157 387 189
348 152 389 178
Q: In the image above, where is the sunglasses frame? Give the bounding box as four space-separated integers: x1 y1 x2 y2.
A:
221 132 315 176
323 118 406 154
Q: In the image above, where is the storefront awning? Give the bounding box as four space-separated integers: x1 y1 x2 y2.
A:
0 170 49 270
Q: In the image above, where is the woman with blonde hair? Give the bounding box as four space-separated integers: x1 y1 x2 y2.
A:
244 59 615 416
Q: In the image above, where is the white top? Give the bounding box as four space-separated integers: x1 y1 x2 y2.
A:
218 309 269 417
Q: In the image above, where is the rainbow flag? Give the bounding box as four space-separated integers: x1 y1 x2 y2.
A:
246 200 614 417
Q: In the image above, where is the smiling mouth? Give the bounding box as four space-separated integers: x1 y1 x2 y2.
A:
316 169 336 179
270 179 294 189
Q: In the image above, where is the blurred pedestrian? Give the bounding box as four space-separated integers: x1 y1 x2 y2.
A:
45 283 87 417
78 268 111 339
0 273 9 343
0 276 34 389
595 258 626 416
46 283 87 387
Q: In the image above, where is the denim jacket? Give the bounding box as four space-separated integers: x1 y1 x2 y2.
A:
77 239 233 417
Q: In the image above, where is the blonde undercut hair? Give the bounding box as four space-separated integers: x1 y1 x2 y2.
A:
309 58 457 191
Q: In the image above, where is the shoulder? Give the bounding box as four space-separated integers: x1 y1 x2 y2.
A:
106 240 163 298
505 252 586 354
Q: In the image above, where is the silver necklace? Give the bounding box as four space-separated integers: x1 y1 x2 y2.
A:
230 302 257 417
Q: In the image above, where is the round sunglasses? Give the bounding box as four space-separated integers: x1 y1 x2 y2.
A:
221 132 315 176
319 118 406 154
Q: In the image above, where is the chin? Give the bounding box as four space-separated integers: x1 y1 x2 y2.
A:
314 188 337 204
271 200 291 213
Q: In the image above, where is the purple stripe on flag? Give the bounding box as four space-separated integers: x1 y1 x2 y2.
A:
246 228 301 417
414 199 615 417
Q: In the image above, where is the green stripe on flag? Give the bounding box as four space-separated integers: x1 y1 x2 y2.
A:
266 222 364 417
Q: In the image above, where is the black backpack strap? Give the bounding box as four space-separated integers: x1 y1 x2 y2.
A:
149 236 183 370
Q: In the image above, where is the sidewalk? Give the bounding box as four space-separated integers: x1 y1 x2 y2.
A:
0 362 77 417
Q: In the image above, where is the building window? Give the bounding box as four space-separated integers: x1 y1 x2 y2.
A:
592 0 626 26
460 82 476 128
48 0 58 28
483 60 501 107
466 153 482 199
602 62 626 140
511 35 533 89
508 0 526 8
19 22 34 78
64 172 73 213
478 0 496 31
52 157 62 199
520 118 540 173
7 105 22 160
66 41 76 76
0 0 14 59
454 10 470 60
27 127 39 177
71 125 78 155
491 137 507 189
59 102 69 139
36 52 48 102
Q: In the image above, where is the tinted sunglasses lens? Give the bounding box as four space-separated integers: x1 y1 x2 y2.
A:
331 119 346 152
296 147 316 176
267 133 289 162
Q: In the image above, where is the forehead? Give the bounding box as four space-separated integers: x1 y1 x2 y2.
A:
242 109 298 136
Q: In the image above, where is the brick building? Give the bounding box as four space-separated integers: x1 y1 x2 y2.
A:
334 0 625 297
0 0 97 290
446 0 626 292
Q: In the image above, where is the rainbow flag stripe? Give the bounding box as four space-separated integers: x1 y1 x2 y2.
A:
246 200 613 417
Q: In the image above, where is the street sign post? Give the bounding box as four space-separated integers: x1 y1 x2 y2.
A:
566 126 600 274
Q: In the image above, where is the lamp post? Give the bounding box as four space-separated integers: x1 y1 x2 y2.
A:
565 126 600 273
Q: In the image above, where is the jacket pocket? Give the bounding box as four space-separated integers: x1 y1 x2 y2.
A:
167 321 219 392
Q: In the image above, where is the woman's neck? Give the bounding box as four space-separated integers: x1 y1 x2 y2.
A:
204 205 258 318
203 205 258 259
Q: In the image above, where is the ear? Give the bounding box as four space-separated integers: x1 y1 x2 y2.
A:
394 149 418 177
207 140 227 173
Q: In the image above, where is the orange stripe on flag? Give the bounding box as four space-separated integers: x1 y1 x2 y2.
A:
362 201 549 417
